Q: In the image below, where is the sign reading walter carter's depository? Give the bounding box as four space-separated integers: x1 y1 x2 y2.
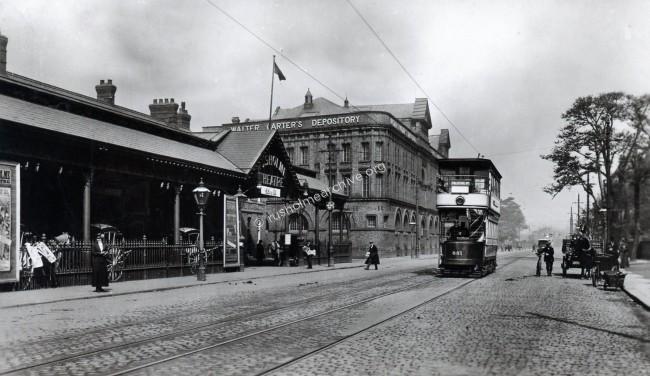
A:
227 114 362 132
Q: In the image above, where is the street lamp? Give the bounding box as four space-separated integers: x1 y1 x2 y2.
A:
326 199 335 267
192 178 210 281
409 218 417 259
599 208 608 247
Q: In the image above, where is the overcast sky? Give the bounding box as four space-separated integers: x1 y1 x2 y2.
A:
2 0 649 234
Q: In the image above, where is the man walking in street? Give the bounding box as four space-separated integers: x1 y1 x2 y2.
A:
364 241 380 270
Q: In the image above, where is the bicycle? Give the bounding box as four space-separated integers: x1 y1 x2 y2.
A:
106 247 132 282
186 246 216 274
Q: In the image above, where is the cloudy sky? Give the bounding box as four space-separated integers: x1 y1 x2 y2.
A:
2 0 649 233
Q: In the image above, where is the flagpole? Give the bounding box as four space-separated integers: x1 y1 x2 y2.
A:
268 55 276 131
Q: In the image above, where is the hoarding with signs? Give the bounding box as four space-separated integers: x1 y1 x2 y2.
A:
0 162 19 283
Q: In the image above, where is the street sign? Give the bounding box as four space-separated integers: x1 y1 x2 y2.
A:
258 185 281 197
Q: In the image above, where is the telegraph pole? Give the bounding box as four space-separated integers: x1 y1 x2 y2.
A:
569 206 573 235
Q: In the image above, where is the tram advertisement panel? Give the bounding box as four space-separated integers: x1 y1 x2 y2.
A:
0 162 19 283
223 195 240 267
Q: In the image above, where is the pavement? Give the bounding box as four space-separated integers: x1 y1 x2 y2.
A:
0 254 437 309
4 250 647 311
622 259 650 309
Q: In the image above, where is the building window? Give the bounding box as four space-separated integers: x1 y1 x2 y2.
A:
300 146 309 165
362 175 370 198
287 148 294 164
367 215 377 228
342 174 351 195
288 214 307 231
361 142 370 161
376 174 383 197
383 215 389 228
375 142 383 161
342 143 351 162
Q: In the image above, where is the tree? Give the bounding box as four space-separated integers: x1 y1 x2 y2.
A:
498 196 528 246
615 95 650 258
542 92 632 242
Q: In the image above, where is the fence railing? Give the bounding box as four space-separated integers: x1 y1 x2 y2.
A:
13 240 226 291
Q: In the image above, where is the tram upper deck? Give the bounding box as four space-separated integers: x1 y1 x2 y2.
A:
436 158 502 215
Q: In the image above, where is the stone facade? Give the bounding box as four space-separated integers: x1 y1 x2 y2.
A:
216 91 451 258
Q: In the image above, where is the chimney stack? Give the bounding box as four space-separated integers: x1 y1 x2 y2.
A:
149 98 191 130
176 101 191 131
95 79 117 105
0 31 8 75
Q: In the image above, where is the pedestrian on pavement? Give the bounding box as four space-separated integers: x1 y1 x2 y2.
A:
91 232 109 292
542 242 554 276
256 240 265 266
270 240 280 266
619 237 629 268
364 241 380 270
303 241 314 269
606 238 619 270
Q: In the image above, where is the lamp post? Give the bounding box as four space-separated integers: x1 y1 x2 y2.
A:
599 208 608 247
326 199 335 266
192 178 210 281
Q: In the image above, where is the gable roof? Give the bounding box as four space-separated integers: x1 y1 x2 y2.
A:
214 130 277 173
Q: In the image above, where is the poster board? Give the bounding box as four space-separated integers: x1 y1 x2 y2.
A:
223 195 241 268
0 162 20 283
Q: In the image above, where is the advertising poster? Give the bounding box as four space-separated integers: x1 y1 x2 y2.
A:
0 162 19 283
223 195 240 267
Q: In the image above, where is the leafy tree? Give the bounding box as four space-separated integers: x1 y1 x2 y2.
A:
615 95 650 258
498 196 528 245
542 92 632 241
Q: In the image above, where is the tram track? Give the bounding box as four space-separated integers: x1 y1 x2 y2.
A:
0 265 425 352
258 256 524 376
107 256 524 376
0 267 435 375
3 256 525 375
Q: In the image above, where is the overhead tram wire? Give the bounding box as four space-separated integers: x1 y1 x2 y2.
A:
345 0 481 156
200 0 416 135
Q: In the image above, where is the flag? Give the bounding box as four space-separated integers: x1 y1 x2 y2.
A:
273 62 286 81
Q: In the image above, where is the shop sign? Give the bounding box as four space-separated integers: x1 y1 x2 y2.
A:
258 185 281 197
227 114 363 132
0 161 19 283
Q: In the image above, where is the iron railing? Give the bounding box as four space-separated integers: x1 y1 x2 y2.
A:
13 240 225 291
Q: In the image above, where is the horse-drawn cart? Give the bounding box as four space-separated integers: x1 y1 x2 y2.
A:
591 249 625 290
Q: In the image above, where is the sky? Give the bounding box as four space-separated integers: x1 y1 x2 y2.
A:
1 0 649 234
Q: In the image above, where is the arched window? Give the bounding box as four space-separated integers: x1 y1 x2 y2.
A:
395 210 402 230
288 214 308 232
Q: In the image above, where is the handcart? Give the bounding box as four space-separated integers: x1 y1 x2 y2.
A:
591 252 625 290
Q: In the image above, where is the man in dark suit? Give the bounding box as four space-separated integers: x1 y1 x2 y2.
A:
364 241 380 270
91 232 109 292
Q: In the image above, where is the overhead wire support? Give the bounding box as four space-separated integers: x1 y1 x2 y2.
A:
345 0 481 155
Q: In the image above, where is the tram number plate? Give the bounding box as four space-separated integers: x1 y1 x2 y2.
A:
450 250 463 256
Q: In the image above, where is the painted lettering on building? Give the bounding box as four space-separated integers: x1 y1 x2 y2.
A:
228 115 361 132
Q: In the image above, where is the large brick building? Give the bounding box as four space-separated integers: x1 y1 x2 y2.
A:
213 90 451 257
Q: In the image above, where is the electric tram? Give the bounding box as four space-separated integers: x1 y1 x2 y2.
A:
436 158 501 276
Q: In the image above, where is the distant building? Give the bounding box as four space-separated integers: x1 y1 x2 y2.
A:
212 90 451 257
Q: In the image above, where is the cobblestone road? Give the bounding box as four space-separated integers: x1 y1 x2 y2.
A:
0 253 647 376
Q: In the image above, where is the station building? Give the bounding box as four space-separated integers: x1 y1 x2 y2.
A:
213 90 451 258
0 31 321 286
